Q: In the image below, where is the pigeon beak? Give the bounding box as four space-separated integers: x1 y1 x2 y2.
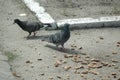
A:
41 26 48 29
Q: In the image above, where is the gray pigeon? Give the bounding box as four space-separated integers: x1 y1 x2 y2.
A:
13 19 44 38
42 23 70 49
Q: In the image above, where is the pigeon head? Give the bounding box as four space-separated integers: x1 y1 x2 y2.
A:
13 19 20 24
63 23 70 31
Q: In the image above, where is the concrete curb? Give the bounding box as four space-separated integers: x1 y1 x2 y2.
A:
22 0 120 29
0 52 16 80
58 16 120 29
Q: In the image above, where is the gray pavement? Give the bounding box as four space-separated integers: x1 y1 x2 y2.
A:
0 0 120 80
0 51 15 80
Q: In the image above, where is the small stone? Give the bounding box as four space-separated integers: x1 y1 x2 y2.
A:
53 55 57 58
99 36 104 40
41 73 45 76
81 61 88 65
26 60 31 63
66 74 70 77
57 76 61 79
111 74 117 78
49 76 54 79
117 42 120 44
116 45 119 47
96 41 99 43
105 55 110 57
114 66 119 69
79 47 83 50
85 56 90 58
37 59 42 61
31 66 34 68
80 74 85 77
81 53 87 55
71 48 75 50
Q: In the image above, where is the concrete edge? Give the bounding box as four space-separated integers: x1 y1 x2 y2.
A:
0 52 16 80
21 0 120 29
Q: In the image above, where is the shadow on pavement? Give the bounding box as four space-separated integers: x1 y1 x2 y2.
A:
45 44 84 54
26 35 44 40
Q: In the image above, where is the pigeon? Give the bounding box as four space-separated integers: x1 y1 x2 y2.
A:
13 19 44 38
42 23 70 49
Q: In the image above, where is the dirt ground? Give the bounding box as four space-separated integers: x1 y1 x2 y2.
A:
0 0 120 80
37 0 120 20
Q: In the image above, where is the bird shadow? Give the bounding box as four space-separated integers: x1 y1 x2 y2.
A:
45 44 83 54
25 35 44 40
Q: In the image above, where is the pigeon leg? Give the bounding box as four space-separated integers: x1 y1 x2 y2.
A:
61 44 65 49
27 32 31 38
33 32 37 36
56 44 59 48
60 44 66 51
57 44 65 51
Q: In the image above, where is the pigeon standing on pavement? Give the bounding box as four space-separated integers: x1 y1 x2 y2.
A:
13 19 44 38
42 23 70 49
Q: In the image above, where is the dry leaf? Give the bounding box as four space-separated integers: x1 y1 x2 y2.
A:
97 65 102 68
81 61 88 65
91 58 100 62
80 74 85 77
57 76 61 79
112 52 117 54
90 71 99 75
101 62 109 66
49 76 54 79
112 59 118 63
111 73 117 76
81 71 88 74
63 66 71 71
117 42 120 44
54 60 62 67
75 65 84 70
62 60 67 64
12 72 21 77
64 54 73 58
88 62 98 68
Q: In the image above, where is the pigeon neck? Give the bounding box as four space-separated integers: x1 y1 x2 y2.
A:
16 20 24 30
63 27 70 33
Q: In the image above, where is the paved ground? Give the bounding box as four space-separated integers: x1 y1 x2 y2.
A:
0 51 15 80
37 0 120 20
0 0 120 80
